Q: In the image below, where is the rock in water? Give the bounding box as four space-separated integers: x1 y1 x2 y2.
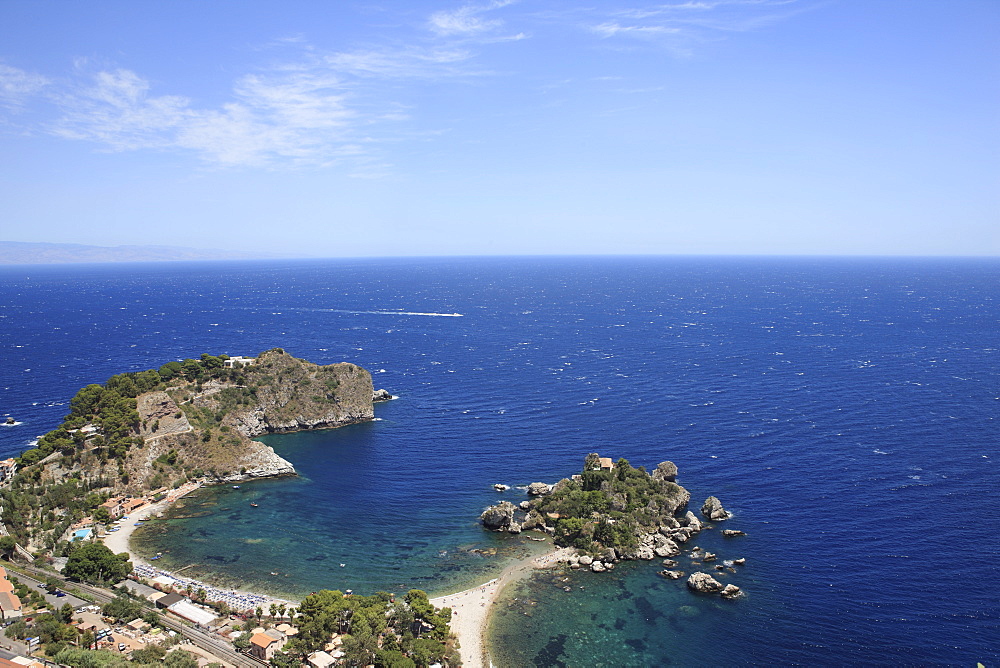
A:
722 529 746 537
480 501 517 531
701 496 731 521
527 482 552 496
372 388 393 402
687 572 724 594
659 570 684 580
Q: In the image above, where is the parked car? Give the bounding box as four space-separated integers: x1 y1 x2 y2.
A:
118 643 126 651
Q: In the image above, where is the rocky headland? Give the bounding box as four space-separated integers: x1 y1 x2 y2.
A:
2 349 385 552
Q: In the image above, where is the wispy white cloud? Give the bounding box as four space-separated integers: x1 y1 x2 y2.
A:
430 7 503 36
428 0 520 40
50 65 357 168
591 23 682 38
589 0 806 44
0 63 49 112
1 1 800 170
36 34 497 170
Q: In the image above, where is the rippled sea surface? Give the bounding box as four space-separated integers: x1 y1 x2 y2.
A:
1 256 997 665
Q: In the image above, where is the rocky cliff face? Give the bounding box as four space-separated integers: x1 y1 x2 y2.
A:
225 350 375 437
125 350 376 488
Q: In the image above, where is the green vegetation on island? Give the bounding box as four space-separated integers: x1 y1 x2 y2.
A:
536 455 690 552
483 453 692 558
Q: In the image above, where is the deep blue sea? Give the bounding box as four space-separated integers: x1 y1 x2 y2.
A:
1 256 997 666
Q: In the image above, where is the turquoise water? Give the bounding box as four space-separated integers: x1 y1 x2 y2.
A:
131 404 539 599
3 256 999 665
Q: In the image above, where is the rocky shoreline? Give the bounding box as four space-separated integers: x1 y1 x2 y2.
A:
481 455 748 601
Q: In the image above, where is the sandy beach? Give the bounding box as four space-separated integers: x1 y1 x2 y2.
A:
101 484 293 611
430 546 574 668
103 484 565 661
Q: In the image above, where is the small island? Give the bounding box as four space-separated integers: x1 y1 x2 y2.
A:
479 454 746 616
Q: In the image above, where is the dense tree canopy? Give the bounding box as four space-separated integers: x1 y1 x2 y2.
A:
289 589 456 667
63 542 132 583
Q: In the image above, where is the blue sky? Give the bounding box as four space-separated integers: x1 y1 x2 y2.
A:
1 1 997 257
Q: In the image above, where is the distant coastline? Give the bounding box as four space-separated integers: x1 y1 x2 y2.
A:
0 240 292 265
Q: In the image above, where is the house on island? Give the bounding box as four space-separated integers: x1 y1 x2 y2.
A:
224 356 256 369
599 457 614 471
249 629 285 662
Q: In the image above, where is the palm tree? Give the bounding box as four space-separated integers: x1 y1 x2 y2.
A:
269 603 277 619
278 603 287 621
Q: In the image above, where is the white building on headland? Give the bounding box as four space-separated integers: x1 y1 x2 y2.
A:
224 356 256 368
